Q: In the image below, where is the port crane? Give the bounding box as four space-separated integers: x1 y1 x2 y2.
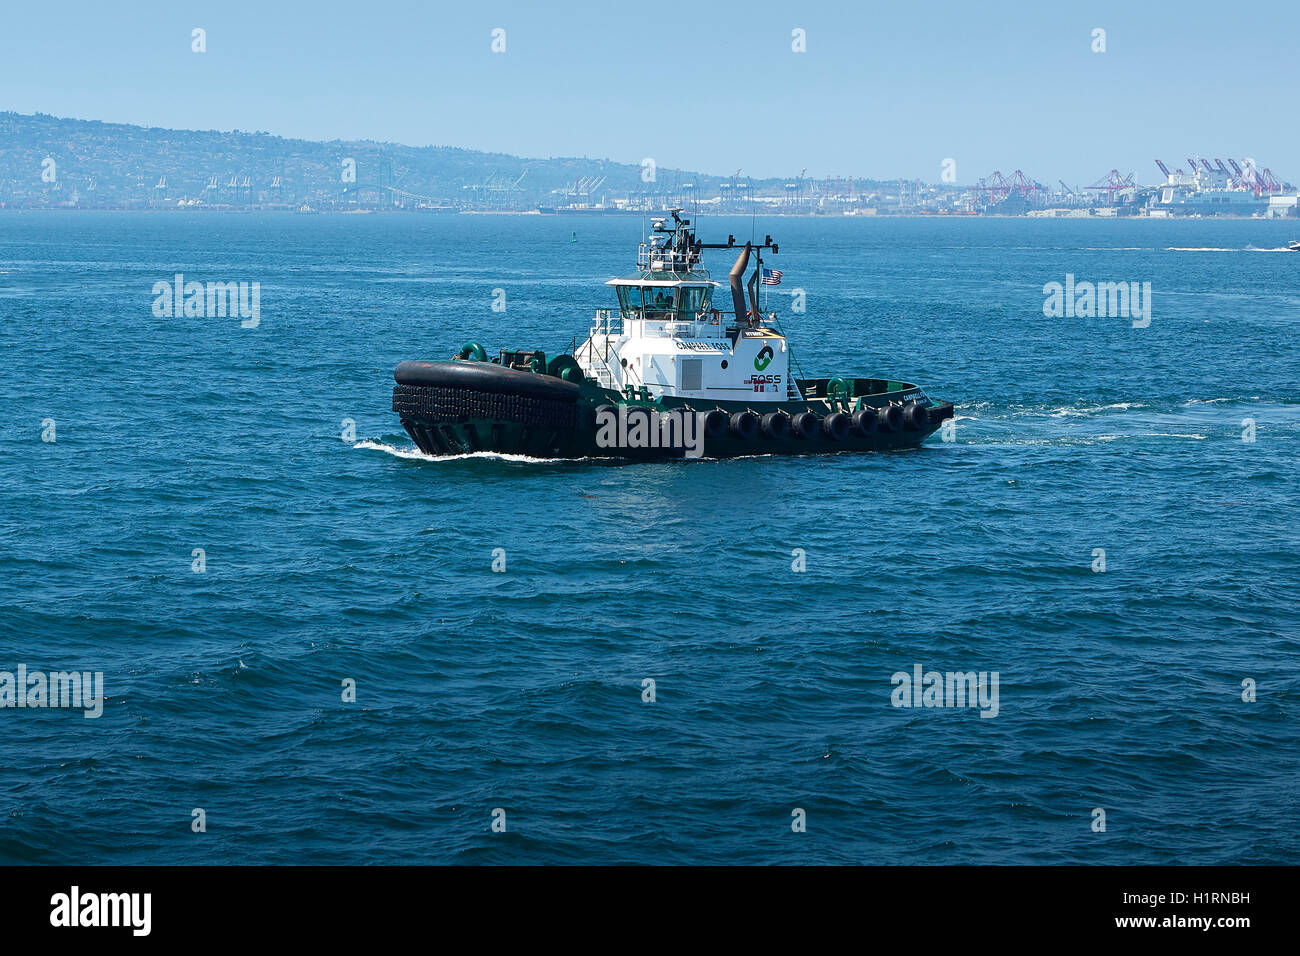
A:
1243 165 1284 196
974 170 1040 205
1085 169 1136 205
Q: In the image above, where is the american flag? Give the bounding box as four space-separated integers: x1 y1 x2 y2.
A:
760 268 783 285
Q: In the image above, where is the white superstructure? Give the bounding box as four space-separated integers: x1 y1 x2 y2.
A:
574 211 800 403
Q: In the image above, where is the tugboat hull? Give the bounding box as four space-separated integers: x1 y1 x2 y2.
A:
392 359 953 460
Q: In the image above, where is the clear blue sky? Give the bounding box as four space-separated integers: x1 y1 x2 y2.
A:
2 0 1296 185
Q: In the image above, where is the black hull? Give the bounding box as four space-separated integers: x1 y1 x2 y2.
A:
392 359 954 460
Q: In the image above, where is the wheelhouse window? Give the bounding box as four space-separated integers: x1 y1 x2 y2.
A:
679 286 710 317
644 287 676 318
618 284 712 320
616 286 643 317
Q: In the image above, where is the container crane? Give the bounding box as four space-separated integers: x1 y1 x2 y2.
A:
1085 169 1136 205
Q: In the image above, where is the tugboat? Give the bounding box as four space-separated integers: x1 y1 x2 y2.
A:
391 211 953 459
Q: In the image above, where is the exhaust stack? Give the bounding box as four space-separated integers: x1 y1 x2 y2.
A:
728 243 752 322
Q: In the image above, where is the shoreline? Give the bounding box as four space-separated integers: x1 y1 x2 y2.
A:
0 207 1293 221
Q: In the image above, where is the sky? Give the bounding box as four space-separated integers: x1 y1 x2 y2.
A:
2 0 1297 186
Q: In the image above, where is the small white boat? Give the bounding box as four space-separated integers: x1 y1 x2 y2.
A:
1287 240 1300 252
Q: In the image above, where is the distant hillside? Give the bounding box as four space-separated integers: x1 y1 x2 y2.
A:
0 111 898 211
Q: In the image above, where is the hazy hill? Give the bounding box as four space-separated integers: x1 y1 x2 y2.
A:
0 111 891 210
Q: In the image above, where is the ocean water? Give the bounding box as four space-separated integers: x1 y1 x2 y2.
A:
0 211 1297 865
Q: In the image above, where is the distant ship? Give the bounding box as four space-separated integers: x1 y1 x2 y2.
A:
1152 158 1291 216
538 205 676 217
1156 187 1270 216
1288 240 1300 252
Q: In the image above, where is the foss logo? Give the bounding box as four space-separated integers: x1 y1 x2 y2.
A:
754 345 775 371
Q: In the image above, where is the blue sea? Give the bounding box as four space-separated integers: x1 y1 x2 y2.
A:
1 211 1296 864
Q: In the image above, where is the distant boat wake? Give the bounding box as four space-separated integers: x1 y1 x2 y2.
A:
1166 246 1292 252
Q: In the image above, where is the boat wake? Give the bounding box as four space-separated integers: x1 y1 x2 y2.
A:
1182 396 1261 406
972 432 1208 447
946 397 1275 446
1046 401 1145 418
1166 246 1292 253
353 440 572 464
962 400 1149 419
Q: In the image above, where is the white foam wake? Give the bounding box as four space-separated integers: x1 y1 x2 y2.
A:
1046 402 1146 418
1165 246 1292 253
353 440 568 464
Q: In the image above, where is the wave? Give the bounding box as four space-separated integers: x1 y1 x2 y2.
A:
961 397 1294 419
1047 402 1145 418
970 432 1208 447
1182 396 1260 406
960 401 1147 419
1082 433 1208 441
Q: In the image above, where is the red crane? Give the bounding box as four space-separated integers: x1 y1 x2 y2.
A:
1255 168 1283 196
1085 169 1136 205
975 170 1011 205
1007 170 1040 201
975 170 1040 205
